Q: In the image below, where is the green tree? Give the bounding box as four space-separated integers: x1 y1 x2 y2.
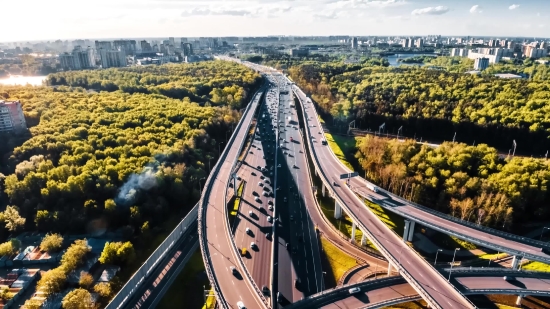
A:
0 239 21 256
93 282 113 299
0 206 26 231
62 288 94 309
40 233 64 253
37 267 67 296
79 271 94 289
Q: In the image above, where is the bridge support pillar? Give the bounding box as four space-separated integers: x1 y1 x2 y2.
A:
334 200 342 219
516 295 524 306
387 263 393 275
351 222 357 243
403 220 411 241
407 221 416 241
361 233 367 246
322 183 325 197
512 255 520 270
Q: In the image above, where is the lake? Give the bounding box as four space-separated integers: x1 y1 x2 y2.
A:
0 75 47 86
385 53 437 67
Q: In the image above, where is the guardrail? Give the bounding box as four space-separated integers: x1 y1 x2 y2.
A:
222 90 270 307
198 87 265 309
293 85 476 309
105 205 198 309
441 267 550 279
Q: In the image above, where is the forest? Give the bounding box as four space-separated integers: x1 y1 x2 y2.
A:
0 61 262 238
288 59 550 154
356 136 550 227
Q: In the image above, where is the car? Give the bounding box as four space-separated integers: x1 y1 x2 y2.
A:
249 151 253 154
503 276 515 281
249 210 254 217
250 242 257 249
263 186 270 192
268 205 274 211
252 191 259 196
230 266 237 274
268 200 273 205
348 287 361 294
237 176 242 181
237 301 246 309
265 233 271 239
264 179 270 184
260 175 265 179
241 248 247 256
284 197 287 202
277 164 281 168
263 191 269 197
294 279 300 289
251 171 256 176
258 182 264 187
322 140 328 145
255 197 261 203
245 227 251 235
257 165 262 170
285 243 289 250
293 164 297 168
262 285 270 295
267 216 273 223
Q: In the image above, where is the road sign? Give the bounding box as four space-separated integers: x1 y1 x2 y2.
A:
340 172 359 179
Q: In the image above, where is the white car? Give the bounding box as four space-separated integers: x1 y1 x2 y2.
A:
348 287 361 294
237 301 246 309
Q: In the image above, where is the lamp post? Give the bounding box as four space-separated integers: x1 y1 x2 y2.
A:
448 248 460 281
434 249 443 266
540 227 550 241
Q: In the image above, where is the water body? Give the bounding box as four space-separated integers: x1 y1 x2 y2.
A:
0 75 47 86
384 53 438 67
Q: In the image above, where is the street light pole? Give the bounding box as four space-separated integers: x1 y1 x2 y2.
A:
448 248 460 281
434 249 443 266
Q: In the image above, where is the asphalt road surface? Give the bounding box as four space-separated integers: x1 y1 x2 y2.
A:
294 86 475 309
202 89 266 309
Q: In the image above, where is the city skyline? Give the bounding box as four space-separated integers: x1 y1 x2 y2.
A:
2 0 549 42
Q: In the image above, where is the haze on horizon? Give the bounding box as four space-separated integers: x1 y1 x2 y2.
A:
2 0 549 42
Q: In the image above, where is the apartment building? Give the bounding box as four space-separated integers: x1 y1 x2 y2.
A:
0 100 27 134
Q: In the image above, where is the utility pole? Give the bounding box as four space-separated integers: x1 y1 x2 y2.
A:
512 140 517 157
397 126 403 139
452 132 456 143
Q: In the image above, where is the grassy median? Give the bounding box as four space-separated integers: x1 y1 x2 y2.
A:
319 237 359 287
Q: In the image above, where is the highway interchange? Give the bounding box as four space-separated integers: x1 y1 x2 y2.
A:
198 57 550 309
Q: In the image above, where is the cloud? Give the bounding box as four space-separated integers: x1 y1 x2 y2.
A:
313 10 339 19
181 7 255 17
509 4 520 10
411 6 449 15
469 5 482 13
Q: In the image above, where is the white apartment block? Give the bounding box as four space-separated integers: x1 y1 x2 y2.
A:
0 100 27 134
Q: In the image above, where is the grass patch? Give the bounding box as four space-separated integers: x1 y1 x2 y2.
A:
365 200 405 235
320 237 359 285
521 261 550 272
157 249 212 309
324 132 357 170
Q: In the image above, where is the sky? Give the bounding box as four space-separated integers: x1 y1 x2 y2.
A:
2 0 549 42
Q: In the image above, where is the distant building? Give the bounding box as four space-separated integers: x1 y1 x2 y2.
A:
113 40 137 55
474 57 490 70
415 38 424 48
98 48 126 68
0 100 27 134
140 40 152 52
494 73 522 79
181 43 193 57
525 46 546 59
351 37 358 49
94 41 112 51
289 48 309 57
402 38 413 48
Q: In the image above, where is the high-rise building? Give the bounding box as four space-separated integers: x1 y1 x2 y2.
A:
113 40 137 55
351 37 358 49
59 46 95 70
415 38 424 48
525 47 546 59
169 37 175 45
140 40 152 52
0 100 27 134
98 48 127 68
181 43 193 56
488 39 499 47
95 41 112 51
474 57 490 70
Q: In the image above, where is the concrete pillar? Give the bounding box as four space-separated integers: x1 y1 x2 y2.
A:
351 222 357 243
512 255 520 270
334 200 342 219
516 295 524 306
361 233 367 246
322 183 325 197
403 220 411 241
407 221 416 242
315 168 318 176
387 263 393 275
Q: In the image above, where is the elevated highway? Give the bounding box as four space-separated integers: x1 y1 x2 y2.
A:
288 269 550 309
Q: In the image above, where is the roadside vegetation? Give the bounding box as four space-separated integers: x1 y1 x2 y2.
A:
319 237 358 287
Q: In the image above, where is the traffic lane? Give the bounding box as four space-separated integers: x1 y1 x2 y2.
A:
456 276 550 292
306 113 474 308
320 283 416 309
286 126 323 294
129 230 198 309
204 92 265 309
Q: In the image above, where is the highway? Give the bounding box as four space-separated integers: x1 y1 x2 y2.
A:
125 224 199 309
199 88 267 309
293 85 476 309
274 80 323 305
